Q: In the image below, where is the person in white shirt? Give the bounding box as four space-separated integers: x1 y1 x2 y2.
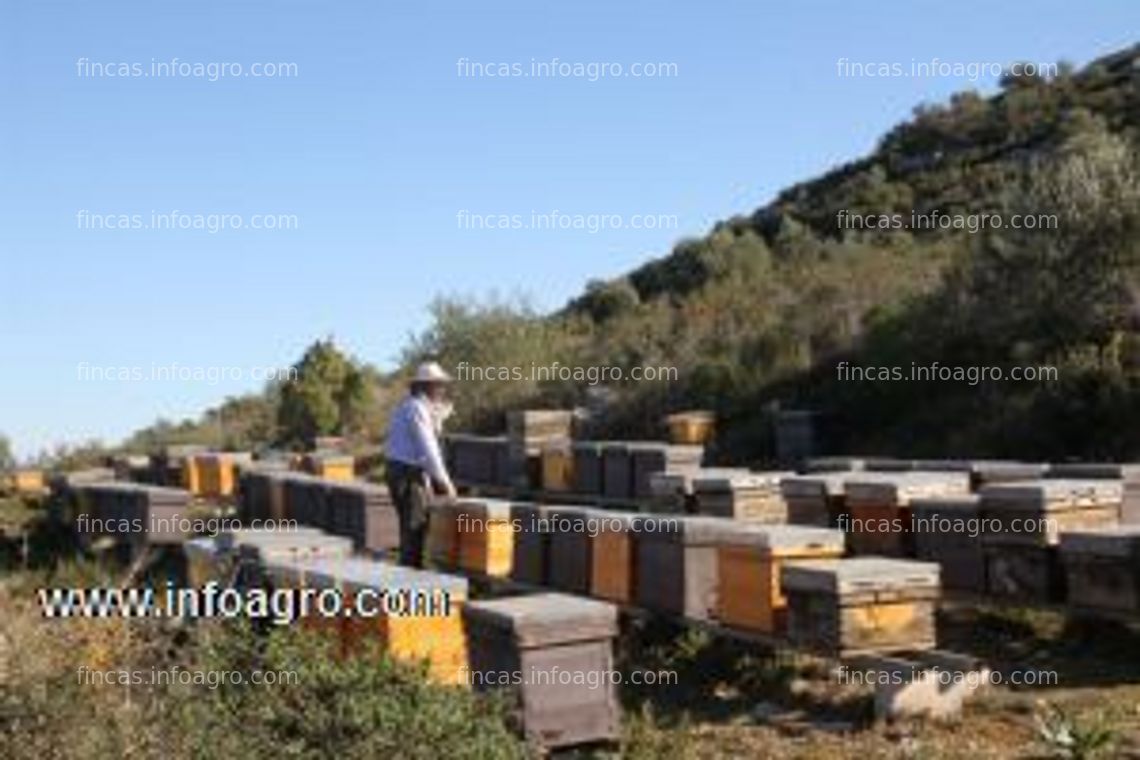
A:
385 361 457 567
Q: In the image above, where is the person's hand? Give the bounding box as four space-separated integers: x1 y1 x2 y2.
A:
441 480 458 501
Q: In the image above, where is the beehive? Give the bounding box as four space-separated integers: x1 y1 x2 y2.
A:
864 458 918 472
76 483 194 547
304 453 355 482
326 482 400 554
540 440 574 492
712 524 845 634
506 410 574 491
964 461 1049 490
665 411 715 445
456 498 515 577
446 434 510 487
546 506 601 595
980 479 1122 546
12 468 46 496
983 543 1065 602
801 457 866 473
780 473 852 527
601 443 633 500
463 593 620 749
646 471 693 514
284 473 332 530
635 515 720 620
1059 526 1140 613
692 470 790 523
909 496 985 593
194 453 246 499
226 528 353 590
628 443 704 500
844 472 971 557
181 456 204 495
572 441 606 495
783 558 941 657
426 500 463 570
510 502 551 586
589 512 642 604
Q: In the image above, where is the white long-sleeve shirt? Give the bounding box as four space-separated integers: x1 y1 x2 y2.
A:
385 394 453 490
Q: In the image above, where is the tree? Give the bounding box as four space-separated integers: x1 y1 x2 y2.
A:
0 433 14 471
276 339 371 448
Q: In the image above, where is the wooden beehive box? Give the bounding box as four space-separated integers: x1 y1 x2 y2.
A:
284 473 332 530
601 443 633 500
446 434 507 487
844 472 971 557
982 542 1065 603
980 479 1122 546
864 458 918 472
646 471 693 514
909 495 985 593
1059 526 1140 614
304 453 356 482
507 410 574 491
456 498 515 577
960 461 1048 490
426 500 463 570
510 502 551 586
11 468 45 496
589 512 642 604
228 529 353 589
629 443 704 500
540 440 574 492
692 470 789 523
463 593 620 749
141 485 195 545
783 557 940 657
326 482 399 554
572 441 606 495
634 515 721 620
546 506 601 595
801 457 866 473
780 473 851 527
664 411 715 445
712 524 845 635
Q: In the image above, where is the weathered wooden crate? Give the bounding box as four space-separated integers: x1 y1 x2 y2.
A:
628 443 704 500
844 473 971 557
780 473 851 527
980 479 1122 546
463 593 620 749
692 470 789 523
510 502 551 585
1059 526 1140 613
712 524 845 634
589 512 643 604
982 541 1065 603
572 442 606 495
602 443 633 500
546 506 601 594
456 498 515 577
635 516 721 620
910 496 986 593
326 482 399 554
783 558 940 657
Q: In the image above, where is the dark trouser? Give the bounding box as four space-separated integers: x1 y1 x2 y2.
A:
386 460 430 568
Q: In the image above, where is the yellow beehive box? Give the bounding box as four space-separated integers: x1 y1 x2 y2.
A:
13 469 46 496
589 512 641 604
456 498 515 577
182 456 204 495
305 453 355 482
665 411 715 445
540 441 574 492
714 524 845 635
426 501 462 569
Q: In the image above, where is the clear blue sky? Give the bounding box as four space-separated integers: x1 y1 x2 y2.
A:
1 1 1135 460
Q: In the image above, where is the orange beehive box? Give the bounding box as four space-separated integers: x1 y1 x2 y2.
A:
712 524 846 634
304 453 356 482
181 457 204 495
541 441 574 492
456 498 515 577
589 512 642 604
665 411 716 445
426 501 463 569
13 469 46 496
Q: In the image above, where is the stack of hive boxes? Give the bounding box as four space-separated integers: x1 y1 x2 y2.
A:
843 472 971 557
445 434 510 488
1059 526 1140 614
692 470 789 522
223 527 353 589
455 498 515 577
783 557 941 657
780 472 852 527
980 479 1122 602
326 482 400 554
302 452 355 482
463 593 621 749
189 452 253 499
506 410 574 491
269 555 470 684
635 515 720 620
152 444 206 488
647 470 695 514
1047 463 1140 523
713 523 846 635
909 495 986 593
75 483 194 548
628 443 704 500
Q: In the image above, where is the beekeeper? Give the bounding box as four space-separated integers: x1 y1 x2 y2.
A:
385 361 457 567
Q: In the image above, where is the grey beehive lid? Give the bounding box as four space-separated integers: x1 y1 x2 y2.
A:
1047 463 1140 479
782 557 940 595
801 457 866 473
1059 526 1140 558
692 470 789 492
216 526 324 552
980 479 1123 510
845 472 970 504
780 473 852 498
463 593 617 646
698 522 845 551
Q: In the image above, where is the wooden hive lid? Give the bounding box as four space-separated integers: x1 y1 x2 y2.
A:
980 479 1123 510
463 592 617 646
219 527 337 553
692 469 789 493
1047 463 1140 480
1059 526 1140 558
801 456 867 473
702 522 845 551
845 472 970 504
909 494 982 515
306 557 469 596
864 458 918 472
780 473 853 498
782 557 941 595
